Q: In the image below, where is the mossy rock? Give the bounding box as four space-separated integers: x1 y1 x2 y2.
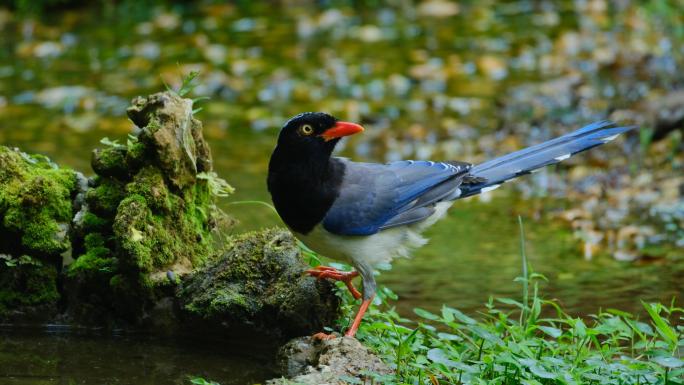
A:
91 146 128 179
125 166 171 213
0 147 79 319
112 191 211 273
127 92 212 190
179 228 340 340
85 178 126 216
61 92 220 326
0 147 77 257
0 256 60 320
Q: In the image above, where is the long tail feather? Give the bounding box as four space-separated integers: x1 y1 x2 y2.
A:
459 121 636 198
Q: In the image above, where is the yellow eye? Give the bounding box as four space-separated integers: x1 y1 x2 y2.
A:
299 124 314 135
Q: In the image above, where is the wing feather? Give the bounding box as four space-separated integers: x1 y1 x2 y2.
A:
322 159 468 235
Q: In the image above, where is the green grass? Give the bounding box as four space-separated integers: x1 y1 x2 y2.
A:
330 219 684 384
341 282 682 384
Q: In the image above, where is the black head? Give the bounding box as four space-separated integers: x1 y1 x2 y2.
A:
268 112 364 234
275 112 364 159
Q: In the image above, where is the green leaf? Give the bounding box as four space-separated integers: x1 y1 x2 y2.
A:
197 172 235 197
442 306 477 325
634 321 654 336
643 301 678 346
100 137 124 149
496 297 524 309
437 332 463 342
572 319 587 338
529 364 556 379
606 308 633 318
414 308 440 321
178 70 200 96
441 305 454 322
427 348 457 366
529 272 548 281
188 377 219 385
427 348 475 372
382 286 398 300
471 325 503 344
537 325 562 339
652 355 684 368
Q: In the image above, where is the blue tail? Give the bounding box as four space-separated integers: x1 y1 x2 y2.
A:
459 121 636 198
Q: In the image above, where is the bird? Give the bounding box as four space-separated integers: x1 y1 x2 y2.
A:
267 112 634 339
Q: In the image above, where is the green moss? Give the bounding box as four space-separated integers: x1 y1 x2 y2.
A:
91 147 128 179
125 141 146 169
0 147 76 257
179 228 339 337
112 194 152 269
83 233 106 249
19 215 68 256
0 147 77 317
81 212 109 232
0 262 59 316
184 284 253 317
218 229 287 282
85 178 125 215
113 193 212 273
67 246 116 277
109 274 124 289
126 166 171 212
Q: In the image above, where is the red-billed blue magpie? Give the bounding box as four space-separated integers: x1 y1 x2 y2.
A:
267 112 633 338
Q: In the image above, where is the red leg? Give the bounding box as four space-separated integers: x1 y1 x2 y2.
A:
305 265 361 300
344 296 374 338
306 266 373 340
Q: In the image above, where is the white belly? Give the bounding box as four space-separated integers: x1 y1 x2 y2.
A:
294 201 453 268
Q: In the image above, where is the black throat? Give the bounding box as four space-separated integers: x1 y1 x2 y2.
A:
267 147 345 234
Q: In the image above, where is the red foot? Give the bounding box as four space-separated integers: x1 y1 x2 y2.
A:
312 332 336 341
306 267 374 339
305 265 361 300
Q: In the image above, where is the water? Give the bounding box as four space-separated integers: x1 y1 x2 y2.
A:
0 327 275 385
1 1 682 383
381 195 684 317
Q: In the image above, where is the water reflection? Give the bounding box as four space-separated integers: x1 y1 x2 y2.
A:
0 328 275 385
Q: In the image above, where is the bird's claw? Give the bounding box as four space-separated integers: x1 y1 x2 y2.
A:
305 266 362 299
312 332 337 341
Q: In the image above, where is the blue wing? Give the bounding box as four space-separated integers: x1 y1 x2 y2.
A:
322 159 469 236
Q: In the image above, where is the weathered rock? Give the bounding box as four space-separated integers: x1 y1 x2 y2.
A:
268 336 393 385
179 228 340 339
127 92 212 190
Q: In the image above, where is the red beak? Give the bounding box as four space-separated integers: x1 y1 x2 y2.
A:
320 121 364 141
